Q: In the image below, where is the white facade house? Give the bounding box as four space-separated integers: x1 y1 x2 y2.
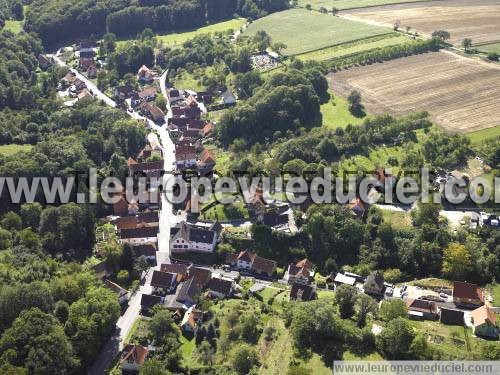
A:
170 222 217 253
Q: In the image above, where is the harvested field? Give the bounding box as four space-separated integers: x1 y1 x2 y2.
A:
341 0 500 45
328 51 500 133
244 8 391 55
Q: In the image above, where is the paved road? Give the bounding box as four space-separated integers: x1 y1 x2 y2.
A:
56 62 178 373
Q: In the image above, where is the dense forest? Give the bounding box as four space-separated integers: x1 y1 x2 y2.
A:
24 0 289 45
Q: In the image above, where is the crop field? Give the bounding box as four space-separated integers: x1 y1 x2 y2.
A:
296 33 409 61
298 0 432 11
341 0 500 45
244 8 391 55
329 51 500 133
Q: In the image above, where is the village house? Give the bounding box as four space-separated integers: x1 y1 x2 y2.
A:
333 273 357 287
151 270 178 295
137 65 155 83
120 344 148 373
79 40 96 58
169 117 189 131
196 91 213 104
374 167 396 192
77 88 92 100
170 222 217 253
222 89 236 106
105 279 130 305
133 243 157 263
363 271 385 296
181 129 202 142
180 306 203 332
439 308 465 326
226 250 276 278
128 159 164 187
38 54 52 70
114 211 159 230
262 210 289 227
112 191 162 216
132 87 157 107
452 281 484 307
471 305 499 339
176 277 202 307
168 88 183 103
119 226 159 245
137 143 163 162
290 283 316 302
207 277 234 299
349 197 367 218
283 258 314 284
161 263 189 282
405 298 439 320
139 102 165 124
203 122 215 138
114 85 135 101
188 266 212 288
140 294 163 314
197 147 216 174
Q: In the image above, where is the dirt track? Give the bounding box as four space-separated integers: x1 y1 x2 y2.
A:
341 0 500 45
328 51 500 133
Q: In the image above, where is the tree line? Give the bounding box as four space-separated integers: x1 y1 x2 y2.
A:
24 0 289 45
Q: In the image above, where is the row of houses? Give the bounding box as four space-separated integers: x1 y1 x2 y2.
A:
61 72 93 101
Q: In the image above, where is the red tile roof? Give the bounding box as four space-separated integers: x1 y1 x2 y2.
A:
452 281 484 302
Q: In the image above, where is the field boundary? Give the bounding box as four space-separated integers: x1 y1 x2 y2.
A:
292 32 399 58
297 0 438 12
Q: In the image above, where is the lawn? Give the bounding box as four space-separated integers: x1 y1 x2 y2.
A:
467 125 500 144
380 209 411 229
476 42 500 54
180 333 197 361
298 0 432 10
408 319 480 358
157 18 246 46
257 287 283 304
244 9 391 55
199 199 249 221
343 350 384 360
339 143 407 176
4 20 23 34
0 144 32 155
321 94 365 129
317 289 335 300
124 317 150 345
170 70 206 92
488 283 500 306
204 143 232 176
116 18 246 47
296 33 408 61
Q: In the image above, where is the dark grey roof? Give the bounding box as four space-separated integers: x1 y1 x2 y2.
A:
208 278 233 296
290 283 316 301
141 294 162 308
176 278 201 303
263 211 288 226
440 308 465 325
189 227 215 244
134 244 157 257
364 271 384 289
151 271 176 288
120 226 159 239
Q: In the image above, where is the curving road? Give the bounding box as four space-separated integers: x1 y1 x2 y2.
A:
51 54 178 373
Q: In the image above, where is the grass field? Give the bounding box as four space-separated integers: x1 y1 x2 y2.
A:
488 283 500 305
321 94 365 129
298 0 432 11
117 18 246 47
296 33 409 61
0 144 32 155
170 71 205 92
157 18 246 46
330 51 500 133
244 8 391 55
476 42 500 54
467 125 500 144
4 20 23 34
381 209 412 229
